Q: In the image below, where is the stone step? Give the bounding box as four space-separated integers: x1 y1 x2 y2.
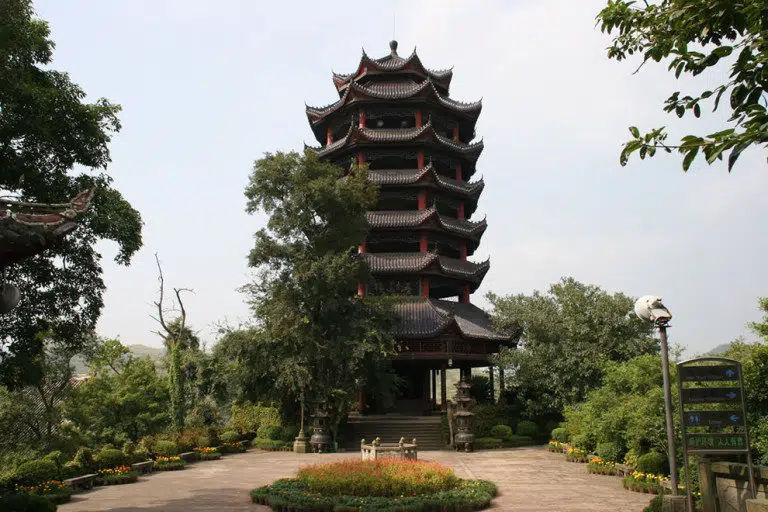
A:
345 414 445 451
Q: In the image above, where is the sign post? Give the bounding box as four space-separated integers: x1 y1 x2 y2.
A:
677 357 757 512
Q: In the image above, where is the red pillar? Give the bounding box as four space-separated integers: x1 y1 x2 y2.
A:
440 365 447 411
419 233 428 252
453 126 459 142
326 127 332 145
358 390 366 413
457 202 465 220
420 277 429 298
358 151 365 167
460 242 467 261
417 150 425 169
417 191 426 210
359 110 366 128
461 285 470 303
455 165 462 182
358 242 367 296
415 110 423 128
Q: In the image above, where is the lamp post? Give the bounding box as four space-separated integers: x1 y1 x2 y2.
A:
634 296 678 495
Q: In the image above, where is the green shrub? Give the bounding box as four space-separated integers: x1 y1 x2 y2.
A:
504 435 535 447
516 420 538 437
471 404 506 437
229 402 281 434
0 493 57 512
43 451 67 469
543 420 560 438
154 440 179 457
251 438 290 451
475 437 504 449
122 440 136 456
279 425 299 443
256 424 282 441
94 448 127 470
219 430 240 444
195 434 212 448
644 494 663 512
14 460 59 485
73 447 94 473
636 452 667 475
61 461 82 480
490 424 513 441
596 442 621 463
551 427 569 443
138 437 155 454
571 434 593 452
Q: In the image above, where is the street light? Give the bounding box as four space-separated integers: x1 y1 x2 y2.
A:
634 295 678 495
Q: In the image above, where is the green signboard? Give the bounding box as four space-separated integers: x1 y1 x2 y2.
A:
683 410 743 428
685 433 747 452
678 365 739 382
680 387 741 404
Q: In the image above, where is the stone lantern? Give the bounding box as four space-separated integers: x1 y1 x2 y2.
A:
310 407 332 453
453 376 475 452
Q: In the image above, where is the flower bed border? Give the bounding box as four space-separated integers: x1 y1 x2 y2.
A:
250 477 498 512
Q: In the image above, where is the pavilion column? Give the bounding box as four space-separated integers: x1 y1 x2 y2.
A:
326 127 333 145
420 277 429 298
440 364 447 411
457 202 465 220
455 165 462 182
415 110 423 128
359 110 366 128
488 364 495 403
461 285 470 304
417 150 425 169
460 242 467 261
420 233 428 252
498 366 505 398
357 242 367 297
358 390 366 413
453 126 459 142
417 191 427 210
431 369 437 409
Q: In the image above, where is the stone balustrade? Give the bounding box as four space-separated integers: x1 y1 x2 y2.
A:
360 437 418 461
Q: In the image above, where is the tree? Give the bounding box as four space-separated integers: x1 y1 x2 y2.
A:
151 254 193 431
63 338 169 446
597 0 767 171
0 0 143 388
488 277 657 417
748 296 768 339
242 151 397 435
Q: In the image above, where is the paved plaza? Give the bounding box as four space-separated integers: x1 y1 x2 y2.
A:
59 447 653 512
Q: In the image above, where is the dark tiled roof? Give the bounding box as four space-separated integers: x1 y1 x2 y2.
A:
0 189 94 269
392 298 512 341
306 79 481 122
305 121 484 161
367 164 484 198
363 252 489 282
365 207 487 238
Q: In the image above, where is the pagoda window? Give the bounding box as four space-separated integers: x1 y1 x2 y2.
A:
365 114 416 130
370 279 418 296
367 153 419 170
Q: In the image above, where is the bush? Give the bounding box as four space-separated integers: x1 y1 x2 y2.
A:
61 461 82 480
490 424 513 441
95 448 127 470
219 430 240 444
504 435 535 447
195 434 213 448
571 434 593 452
516 420 538 437
596 442 621 463
154 440 179 457
279 425 299 443
229 402 281 434
644 494 663 512
475 437 504 449
636 452 667 476
138 437 155 454
43 451 67 469
471 404 506 438
551 427 569 443
73 447 94 473
256 424 282 441
122 440 136 457
0 493 57 512
251 438 290 451
14 460 58 485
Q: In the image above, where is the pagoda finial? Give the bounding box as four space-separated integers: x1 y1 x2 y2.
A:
389 40 398 55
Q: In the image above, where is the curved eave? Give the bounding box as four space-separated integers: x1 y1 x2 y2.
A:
363 252 490 283
366 206 488 240
332 49 453 94
368 165 485 205
306 121 484 162
392 298 513 342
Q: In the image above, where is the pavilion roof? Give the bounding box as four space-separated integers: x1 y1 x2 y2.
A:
367 163 484 200
366 206 487 239
363 252 490 283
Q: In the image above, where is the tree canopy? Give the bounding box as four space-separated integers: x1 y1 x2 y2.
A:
240 151 397 426
0 0 142 388
488 277 657 417
598 0 768 171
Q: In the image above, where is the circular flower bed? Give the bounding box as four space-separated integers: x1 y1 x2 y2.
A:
194 447 222 461
96 466 139 485
154 456 186 471
250 459 497 511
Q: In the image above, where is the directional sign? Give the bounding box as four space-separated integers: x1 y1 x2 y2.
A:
685 433 747 452
683 410 743 427
679 365 739 382
681 387 741 404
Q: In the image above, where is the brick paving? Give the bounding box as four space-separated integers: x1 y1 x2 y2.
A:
59 447 653 512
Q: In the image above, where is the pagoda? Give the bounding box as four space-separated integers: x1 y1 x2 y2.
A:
306 41 515 415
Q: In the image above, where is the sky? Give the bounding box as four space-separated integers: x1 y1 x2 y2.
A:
33 0 768 355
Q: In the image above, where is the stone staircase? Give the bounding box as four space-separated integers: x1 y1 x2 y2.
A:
345 414 446 451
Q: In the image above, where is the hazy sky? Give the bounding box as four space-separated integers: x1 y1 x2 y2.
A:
34 0 767 355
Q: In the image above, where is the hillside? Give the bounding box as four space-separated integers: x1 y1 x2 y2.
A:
71 344 165 375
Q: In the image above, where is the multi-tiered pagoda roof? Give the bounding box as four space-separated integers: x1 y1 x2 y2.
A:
306 41 514 364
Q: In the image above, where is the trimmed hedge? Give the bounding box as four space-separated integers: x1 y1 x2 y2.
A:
636 452 667 475
551 428 568 443
154 440 179 457
0 493 57 512
94 448 127 470
252 438 291 451
14 460 58 485
73 447 94 473
219 430 241 444
515 420 538 437
251 477 498 511
490 425 513 441
475 435 535 450
257 424 282 441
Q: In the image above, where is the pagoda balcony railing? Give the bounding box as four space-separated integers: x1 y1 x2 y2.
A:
397 340 489 355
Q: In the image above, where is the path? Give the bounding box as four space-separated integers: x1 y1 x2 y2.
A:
59 447 653 512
